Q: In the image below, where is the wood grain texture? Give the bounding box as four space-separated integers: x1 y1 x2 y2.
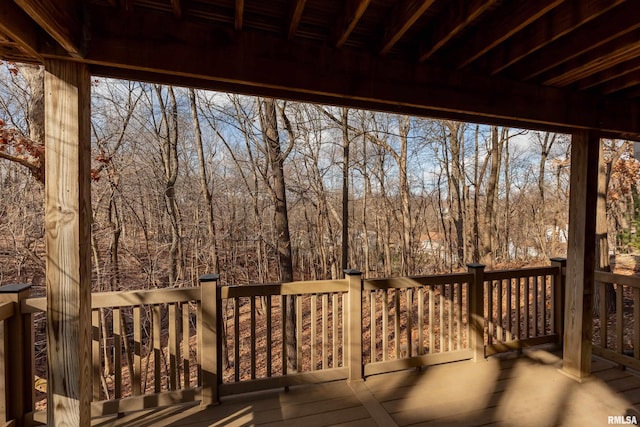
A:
44 59 92 426
562 130 599 380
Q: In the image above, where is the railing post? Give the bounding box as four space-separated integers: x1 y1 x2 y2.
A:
0 284 33 426
199 274 220 406
345 270 362 381
467 264 486 362
551 258 567 346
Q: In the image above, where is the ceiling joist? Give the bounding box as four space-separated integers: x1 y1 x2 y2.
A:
379 0 436 55
418 0 497 62
333 0 371 48
235 0 244 31
0 1 42 61
72 6 640 140
477 0 624 75
14 0 84 57
505 2 640 81
288 0 307 40
449 0 564 69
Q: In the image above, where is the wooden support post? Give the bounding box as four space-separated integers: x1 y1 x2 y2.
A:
199 274 220 405
44 59 92 427
467 264 486 362
562 130 599 381
345 270 362 381
551 258 567 344
0 284 33 427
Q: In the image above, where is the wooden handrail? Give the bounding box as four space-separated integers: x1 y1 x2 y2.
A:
0 302 15 322
594 270 640 289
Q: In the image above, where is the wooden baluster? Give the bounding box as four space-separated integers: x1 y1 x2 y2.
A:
382 290 389 361
296 296 303 372
133 306 142 395
497 280 503 343
429 285 434 354
506 279 512 342
234 298 240 382
113 307 122 399
487 281 493 346
394 290 400 359
407 288 413 357
153 305 161 393
456 283 462 350
311 295 317 370
447 285 453 352
266 296 272 377
345 270 362 381
281 295 287 376
168 304 178 390
250 297 256 379
418 288 424 355
617 283 624 353
515 278 521 340
92 309 101 401
322 293 328 369
369 291 376 363
439 285 444 352
333 293 339 367
533 276 539 337
524 277 530 339
468 264 486 362
182 303 190 389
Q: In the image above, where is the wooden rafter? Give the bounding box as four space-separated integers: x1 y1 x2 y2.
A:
577 56 640 91
171 0 182 19
505 2 640 81
288 0 307 40
544 35 640 87
379 0 436 56
333 0 371 48
448 0 563 69
63 6 640 139
418 0 497 62
596 69 640 95
235 0 244 31
477 0 624 75
14 0 83 57
0 1 42 61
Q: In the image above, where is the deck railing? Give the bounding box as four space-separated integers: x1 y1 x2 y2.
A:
593 270 640 371
0 261 567 425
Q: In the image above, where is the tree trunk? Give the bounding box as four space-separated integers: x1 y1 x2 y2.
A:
259 98 296 370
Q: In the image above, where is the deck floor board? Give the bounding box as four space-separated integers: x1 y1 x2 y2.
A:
89 350 640 427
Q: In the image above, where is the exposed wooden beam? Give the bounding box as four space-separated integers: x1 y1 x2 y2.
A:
599 69 640 95
0 1 42 61
74 6 640 140
562 130 599 382
14 0 84 57
379 0 436 56
543 36 640 87
505 2 640 81
449 0 563 69
171 0 182 19
44 59 92 426
418 0 497 62
333 0 371 48
235 0 244 31
477 0 624 75
288 0 307 40
576 56 640 90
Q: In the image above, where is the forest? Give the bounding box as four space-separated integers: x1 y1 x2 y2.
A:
1 62 639 296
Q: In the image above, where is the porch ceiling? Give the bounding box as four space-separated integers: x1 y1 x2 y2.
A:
3 0 640 139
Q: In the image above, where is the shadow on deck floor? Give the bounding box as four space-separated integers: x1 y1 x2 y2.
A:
91 349 640 426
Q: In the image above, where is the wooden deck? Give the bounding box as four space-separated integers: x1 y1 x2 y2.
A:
89 348 640 427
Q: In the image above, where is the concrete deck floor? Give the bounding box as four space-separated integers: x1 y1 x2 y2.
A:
90 349 640 426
